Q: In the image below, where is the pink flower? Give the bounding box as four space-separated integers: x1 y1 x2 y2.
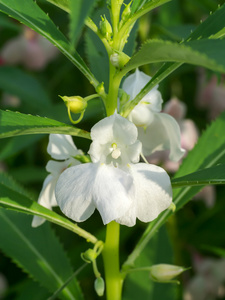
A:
196 69 225 120
1 26 58 70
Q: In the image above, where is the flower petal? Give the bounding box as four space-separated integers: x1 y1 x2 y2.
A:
32 174 57 227
55 163 96 222
128 103 154 127
132 163 172 223
47 134 80 160
123 69 162 112
138 113 185 161
55 163 134 224
46 159 71 176
90 113 138 146
92 164 134 224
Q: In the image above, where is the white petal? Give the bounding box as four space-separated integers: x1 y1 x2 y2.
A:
128 103 154 127
46 160 69 176
92 164 134 224
131 163 172 223
55 162 134 225
31 174 57 227
123 69 154 99
47 134 80 160
123 69 162 112
115 203 136 226
138 113 185 161
90 114 138 145
125 140 142 163
55 163 96 222
88 141 111 163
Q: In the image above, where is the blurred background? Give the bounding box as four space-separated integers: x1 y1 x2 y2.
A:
0 0 225 299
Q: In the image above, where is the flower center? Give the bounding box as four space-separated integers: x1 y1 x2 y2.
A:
111 143 121 159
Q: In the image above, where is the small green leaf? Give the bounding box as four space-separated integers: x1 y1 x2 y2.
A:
0 110 91 139
171 164 225 188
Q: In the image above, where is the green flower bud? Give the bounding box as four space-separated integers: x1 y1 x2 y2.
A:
150 264 187 282
96 82 105 96
81 248 97 263
99 16 112 41
94 277 105 297
110 51 130 69
60 95 87 114
121 2 132 23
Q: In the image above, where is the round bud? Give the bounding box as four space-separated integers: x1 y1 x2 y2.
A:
60 96 87 114
94 277 105 297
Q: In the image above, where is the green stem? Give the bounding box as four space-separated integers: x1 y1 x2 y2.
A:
117 0 171 48
111 0 123 38
103 221 124 300
106 65 122 115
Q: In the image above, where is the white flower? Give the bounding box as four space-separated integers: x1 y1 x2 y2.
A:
31 134 81 227
55 114 172 227
122 69 185 161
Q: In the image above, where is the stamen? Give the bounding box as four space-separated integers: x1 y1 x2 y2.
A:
111 143 121 159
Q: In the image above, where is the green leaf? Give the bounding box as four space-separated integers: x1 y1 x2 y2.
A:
0 110 91 139
188 3 225 40
0 209 83 300
0 66 51 111
123 226 177 299
0 172 84 300
46 0 70 12
131 0 147 14
69 0 97 47
85 28 109 89
171 164 225 188
0 0 99 88
123 110 225 268
121 39 225 75
0 172 97 244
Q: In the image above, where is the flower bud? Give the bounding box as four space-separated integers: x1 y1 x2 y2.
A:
60 95 87 114
149 264 187 282
110 51 130 69
81 248 97 263
99 16 112 41
96 82 105 96
94 277 105 297
121 2 132 23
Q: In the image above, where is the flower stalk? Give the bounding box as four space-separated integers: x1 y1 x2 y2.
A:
103 221 124 300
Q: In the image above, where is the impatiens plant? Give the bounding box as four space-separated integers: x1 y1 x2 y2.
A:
0 0 225 299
